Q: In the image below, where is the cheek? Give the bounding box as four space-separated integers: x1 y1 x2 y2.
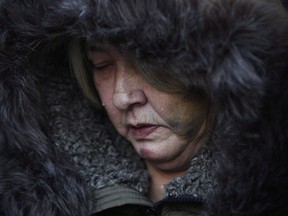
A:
94 74 113 105
155 96 205 134
94 77 127 136
105 105 124 132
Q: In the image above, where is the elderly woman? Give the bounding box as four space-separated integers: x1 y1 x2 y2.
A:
1 0 288 215
69 39 215 213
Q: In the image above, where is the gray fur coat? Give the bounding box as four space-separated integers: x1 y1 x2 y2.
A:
1 0 288 215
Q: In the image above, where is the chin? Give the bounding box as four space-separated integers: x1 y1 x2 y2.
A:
138 148 164 162
138 148 155 159
138 147 170 163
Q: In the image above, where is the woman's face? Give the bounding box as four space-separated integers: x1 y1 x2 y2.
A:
88 46 209 171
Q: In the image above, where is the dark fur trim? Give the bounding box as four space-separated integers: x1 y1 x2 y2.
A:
0 1 90 215
1 0 288 215
281 0 288 10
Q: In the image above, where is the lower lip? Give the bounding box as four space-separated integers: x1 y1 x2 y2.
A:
131 125 159 140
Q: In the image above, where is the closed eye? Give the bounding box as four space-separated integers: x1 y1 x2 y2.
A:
92 62 115 83
93 63 112 72
87 51 115 81
87 50 115 73
93 62 115 73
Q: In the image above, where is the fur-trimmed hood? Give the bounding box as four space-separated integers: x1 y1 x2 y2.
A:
1 0 288 215
42 60 218 212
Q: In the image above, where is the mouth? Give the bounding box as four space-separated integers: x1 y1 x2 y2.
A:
129 124 159 140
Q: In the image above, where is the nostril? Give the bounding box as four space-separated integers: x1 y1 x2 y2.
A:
112 90 147 110
112 92 131 110
131 90 147 105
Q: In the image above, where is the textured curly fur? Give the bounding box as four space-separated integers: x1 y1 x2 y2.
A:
1 0 288 215
0 1 90 215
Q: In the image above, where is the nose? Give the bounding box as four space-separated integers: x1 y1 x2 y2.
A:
113 90 147 110
112 66 147 111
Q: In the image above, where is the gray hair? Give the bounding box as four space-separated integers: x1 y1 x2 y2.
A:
69 39 101 107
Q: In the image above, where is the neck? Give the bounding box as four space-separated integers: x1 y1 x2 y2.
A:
146 162 186 202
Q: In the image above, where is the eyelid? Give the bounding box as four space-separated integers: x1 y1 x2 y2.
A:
93 61 111 68
92 61 115 75
87 51 116 75
96 59 115 66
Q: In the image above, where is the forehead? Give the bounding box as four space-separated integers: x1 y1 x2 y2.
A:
87 42 107 52
86 42 124 60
